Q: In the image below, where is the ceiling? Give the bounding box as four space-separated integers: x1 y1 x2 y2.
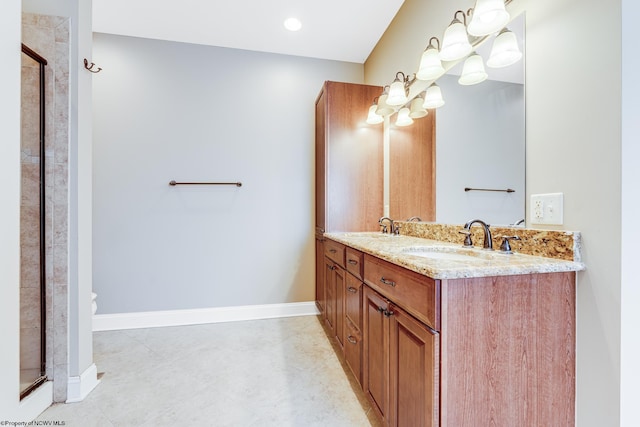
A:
92 0 406 64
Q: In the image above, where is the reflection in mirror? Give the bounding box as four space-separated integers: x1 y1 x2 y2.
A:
435 13 525 226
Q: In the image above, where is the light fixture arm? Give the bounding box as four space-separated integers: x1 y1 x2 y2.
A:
394 71 417 89
427 36 440 50
452 10 467 26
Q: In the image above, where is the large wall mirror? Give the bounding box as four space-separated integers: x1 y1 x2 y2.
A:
392 13 525 227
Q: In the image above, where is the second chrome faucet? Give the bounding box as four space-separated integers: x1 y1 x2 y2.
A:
461 219 493 250
379 217 400 235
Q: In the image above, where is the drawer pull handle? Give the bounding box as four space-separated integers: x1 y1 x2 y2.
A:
348 259 358 265
327 265 336 271
378 306 385 313
347 335 357 345
384 309 395 318
329 249 337 253
347 286 358 293
380 277 396 287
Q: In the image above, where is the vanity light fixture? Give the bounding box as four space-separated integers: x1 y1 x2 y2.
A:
375 86 395 117
366 97 385 124
440 10 473 62
423 83 445 109
487 27 522 68
395 107 414 127
459 52 488 85
409 93 429 118
386 72 412 106
416 37 445 81
467 0 510 37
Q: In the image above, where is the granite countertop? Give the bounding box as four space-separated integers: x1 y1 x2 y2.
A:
324 232 585 280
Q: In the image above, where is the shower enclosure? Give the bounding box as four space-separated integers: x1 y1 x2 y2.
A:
20 43 47 399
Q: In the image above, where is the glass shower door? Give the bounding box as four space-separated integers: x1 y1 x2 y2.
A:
20 43 47 399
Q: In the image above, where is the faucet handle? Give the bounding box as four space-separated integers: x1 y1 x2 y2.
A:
459 230 473 247
499 235 521 254
392 223 401 235
380 224 388 234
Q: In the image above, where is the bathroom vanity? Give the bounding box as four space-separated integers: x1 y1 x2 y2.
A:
317 231 584 427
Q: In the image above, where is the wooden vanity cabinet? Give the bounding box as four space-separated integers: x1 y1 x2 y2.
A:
363 269 439 427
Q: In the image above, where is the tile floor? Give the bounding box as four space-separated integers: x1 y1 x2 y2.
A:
36 316 375 426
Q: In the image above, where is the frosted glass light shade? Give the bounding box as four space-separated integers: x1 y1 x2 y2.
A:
386 80 408 106
423 84 445 109
366 104 384 124
487 28 522 68
467 0 510 36
409 97 428 119
395 107 413 127
375 94 394 117
458 53 488 85
416 47 445 81
440 19 472 62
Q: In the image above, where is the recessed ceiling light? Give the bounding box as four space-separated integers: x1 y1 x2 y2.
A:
284 17 302 32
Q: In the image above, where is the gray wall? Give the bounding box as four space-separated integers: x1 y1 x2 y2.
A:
435 74 525 225
92 33 363 314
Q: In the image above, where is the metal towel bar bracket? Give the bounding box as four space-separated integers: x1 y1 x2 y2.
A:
169 180 242 187
465 187 514 193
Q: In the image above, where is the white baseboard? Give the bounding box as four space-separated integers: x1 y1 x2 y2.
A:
66 363 100 403
92 301 320 332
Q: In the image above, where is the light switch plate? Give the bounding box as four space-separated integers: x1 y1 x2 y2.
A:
530 193 563 225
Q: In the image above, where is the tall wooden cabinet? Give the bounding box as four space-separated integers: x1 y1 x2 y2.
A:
315 81 384 235
315 81 384 318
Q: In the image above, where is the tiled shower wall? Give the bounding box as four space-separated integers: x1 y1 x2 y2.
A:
21 13 69 402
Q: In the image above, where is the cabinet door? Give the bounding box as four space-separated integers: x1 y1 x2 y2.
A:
345 274 362 330
389 304 440 427
335 264 346 349
319 81 384 232
363 286 390 424
344 317 362 386
324 258 336 333
315 238 325 315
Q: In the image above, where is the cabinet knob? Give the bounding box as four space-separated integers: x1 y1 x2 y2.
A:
347 286 358 293
329 249 337 253
348 259 358 265
384 309 395 318
347 335 357 345
378 306 385 313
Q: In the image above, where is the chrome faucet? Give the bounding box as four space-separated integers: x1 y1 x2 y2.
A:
463 219 493 250
407 216 422 222
379 217 399 235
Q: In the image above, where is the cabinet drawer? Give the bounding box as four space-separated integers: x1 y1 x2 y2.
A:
345 247 364 280
324 239 345 268
344 317 362 386
345 274 362 330
364 254 440 331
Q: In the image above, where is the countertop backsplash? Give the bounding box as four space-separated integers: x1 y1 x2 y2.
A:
397 221 582 263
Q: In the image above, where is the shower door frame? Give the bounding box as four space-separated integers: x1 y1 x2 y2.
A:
20 43 48 400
